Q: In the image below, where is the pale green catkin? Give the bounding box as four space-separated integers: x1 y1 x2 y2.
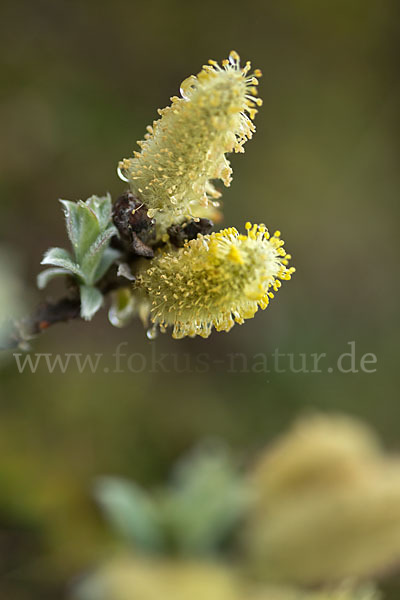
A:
118 51 262 231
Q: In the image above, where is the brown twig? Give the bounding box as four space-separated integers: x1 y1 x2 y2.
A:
1 296 81 350
1 194 215 351
1 269 130 351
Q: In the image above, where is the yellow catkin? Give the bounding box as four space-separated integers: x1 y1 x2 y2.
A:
118 52 262 231
137 224 294 339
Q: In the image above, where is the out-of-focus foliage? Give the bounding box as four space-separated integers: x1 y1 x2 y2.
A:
94 477 165 552
0 247 27 348
158 443 250 554
95 443 251 554
244 415 400 585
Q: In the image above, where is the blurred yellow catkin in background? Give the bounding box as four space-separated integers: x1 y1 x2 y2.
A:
76 556 379 600
243 415 400 585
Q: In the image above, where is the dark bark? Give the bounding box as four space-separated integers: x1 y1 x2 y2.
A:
1 269 130 351
1 296 81 350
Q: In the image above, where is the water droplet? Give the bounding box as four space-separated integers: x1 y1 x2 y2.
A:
170 196 178 205
108 290 136 328
180 76 197 100
108 306 124 328
117 165 129 182
146 324 158 340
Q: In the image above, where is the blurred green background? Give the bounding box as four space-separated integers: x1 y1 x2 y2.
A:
0 0 399 598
